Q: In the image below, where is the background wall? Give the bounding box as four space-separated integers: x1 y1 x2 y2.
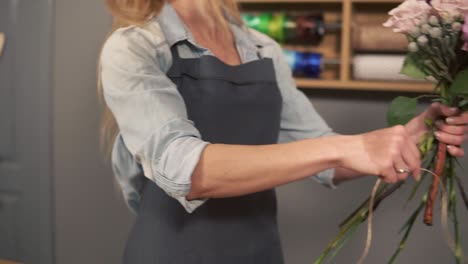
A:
53 1 133 264
51 1 468 264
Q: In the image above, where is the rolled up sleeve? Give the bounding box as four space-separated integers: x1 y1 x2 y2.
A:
271 41 337 189
101 29 209 212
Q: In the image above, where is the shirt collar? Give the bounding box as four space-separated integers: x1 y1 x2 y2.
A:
157 3 194 47
156 2 264 49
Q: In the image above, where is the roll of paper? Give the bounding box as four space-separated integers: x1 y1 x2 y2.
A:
353 55 418 81
352 24 407 52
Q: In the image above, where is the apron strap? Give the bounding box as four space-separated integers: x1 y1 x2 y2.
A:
256 45 264 60
167 45 183 78
170 45 181 61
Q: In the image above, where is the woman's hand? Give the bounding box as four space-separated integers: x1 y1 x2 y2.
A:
338 125 421 184
405 102 468 157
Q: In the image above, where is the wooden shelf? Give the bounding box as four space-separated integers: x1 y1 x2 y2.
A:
239 0 342 3
351 0 402 3
239 0 427 93
295 79 434 92
0 260 21 264
239 0 403 3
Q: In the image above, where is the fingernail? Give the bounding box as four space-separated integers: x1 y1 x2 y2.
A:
435 120 443 126
446 117 454 124
450 107 458 112
415 174 421 182
434 131 441 138
447 145 453 149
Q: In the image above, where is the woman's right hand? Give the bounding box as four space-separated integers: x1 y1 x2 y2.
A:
339 125 421 184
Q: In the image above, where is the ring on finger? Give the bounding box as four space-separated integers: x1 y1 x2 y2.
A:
396 167 410 174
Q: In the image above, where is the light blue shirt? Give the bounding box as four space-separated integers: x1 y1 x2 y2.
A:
100 3 337 214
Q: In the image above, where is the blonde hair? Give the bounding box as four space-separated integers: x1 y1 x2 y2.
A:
99 0 242 156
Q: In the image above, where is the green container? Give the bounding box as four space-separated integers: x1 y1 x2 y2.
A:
241 13 272 35
268 13 285 43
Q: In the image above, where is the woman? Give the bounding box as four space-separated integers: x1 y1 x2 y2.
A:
100 0 468 263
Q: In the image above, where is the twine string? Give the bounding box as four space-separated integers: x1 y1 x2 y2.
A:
356 168 466 264
356 178 382 264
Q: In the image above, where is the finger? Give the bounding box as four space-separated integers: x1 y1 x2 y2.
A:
426 102 459 119
392 155 410 182
408 138 421 181
405 133 421 159
404 138 422 180
382 170 399 184
435 120 468 136
434 131 466 146
380 158 399 184
447 145 465 157
438 104 460 117
446 112 468 126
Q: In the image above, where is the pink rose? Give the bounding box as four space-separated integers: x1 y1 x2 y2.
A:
432 0 462 13
459 0 468 15
383 0 432 33
431 0 468 17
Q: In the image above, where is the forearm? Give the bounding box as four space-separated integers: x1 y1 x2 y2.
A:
187 136 346 200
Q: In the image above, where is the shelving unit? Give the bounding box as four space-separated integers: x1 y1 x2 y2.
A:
238 0 435 92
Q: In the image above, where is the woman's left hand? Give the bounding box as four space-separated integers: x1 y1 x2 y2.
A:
406 102 468 157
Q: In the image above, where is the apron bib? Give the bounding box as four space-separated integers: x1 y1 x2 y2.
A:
123 46 284 264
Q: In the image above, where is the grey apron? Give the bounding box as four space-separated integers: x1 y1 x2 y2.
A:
123 45 284 264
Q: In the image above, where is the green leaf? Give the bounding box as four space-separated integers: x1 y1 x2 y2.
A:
450 69 468 95
400 54 427 80
458 99 468 108
387 96 418 126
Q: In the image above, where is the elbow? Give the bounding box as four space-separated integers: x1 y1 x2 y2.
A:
186 188 204 201
186 177 205 200
186 165 216 200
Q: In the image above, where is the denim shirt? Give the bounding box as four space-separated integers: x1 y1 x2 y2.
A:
100 3 337 214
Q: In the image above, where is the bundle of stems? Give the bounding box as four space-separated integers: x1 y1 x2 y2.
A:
314 145 468 264
315 12 468 263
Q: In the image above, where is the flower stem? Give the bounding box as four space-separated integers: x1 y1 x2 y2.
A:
455 175 468 211
314 216 363 264
424 142 447 226
448 159 462 264
339 184 388 228
388 194 427 264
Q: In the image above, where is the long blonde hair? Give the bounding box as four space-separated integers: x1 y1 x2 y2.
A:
99 0 242 156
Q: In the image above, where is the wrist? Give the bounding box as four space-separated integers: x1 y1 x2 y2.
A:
327 135 358 168
302 135 345 171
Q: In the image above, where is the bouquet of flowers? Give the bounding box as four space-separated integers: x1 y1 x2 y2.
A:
315 1 468 263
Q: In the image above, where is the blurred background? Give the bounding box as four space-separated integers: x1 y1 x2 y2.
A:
0 0 467 264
